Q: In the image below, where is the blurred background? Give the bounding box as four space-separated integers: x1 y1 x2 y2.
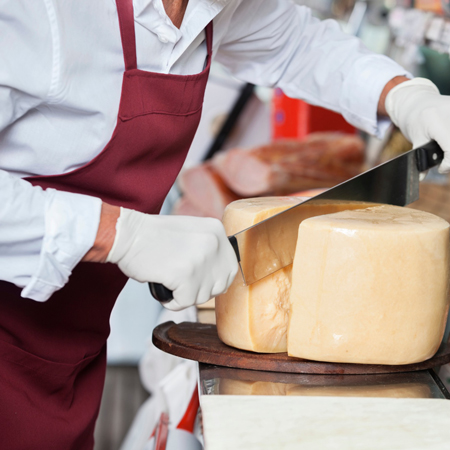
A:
95 1 450 448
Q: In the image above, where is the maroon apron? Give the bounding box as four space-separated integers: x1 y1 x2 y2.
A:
0 0 212 447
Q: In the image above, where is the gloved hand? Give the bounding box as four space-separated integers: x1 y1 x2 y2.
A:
385 78 450 173
106 208 238 311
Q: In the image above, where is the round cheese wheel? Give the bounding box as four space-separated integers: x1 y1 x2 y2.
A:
288 205 450 365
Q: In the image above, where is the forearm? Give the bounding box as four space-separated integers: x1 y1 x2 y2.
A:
82 203 120 263
377 76 410 117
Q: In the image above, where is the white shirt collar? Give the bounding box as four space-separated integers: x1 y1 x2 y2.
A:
134 0 230 44
135 0 182 44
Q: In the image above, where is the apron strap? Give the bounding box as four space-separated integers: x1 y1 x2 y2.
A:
205 20 213 63
116 0 138 71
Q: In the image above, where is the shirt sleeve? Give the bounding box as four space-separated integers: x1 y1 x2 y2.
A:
0 0 102 301
216 0 411 138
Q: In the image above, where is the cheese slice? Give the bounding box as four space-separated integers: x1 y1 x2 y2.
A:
288 205 450 365
216 197 374 353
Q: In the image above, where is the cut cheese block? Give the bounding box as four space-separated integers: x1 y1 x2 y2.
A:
216 197 375 353
197 309 216 325
288 205 450 365
197 298 216 309
216 197 303 353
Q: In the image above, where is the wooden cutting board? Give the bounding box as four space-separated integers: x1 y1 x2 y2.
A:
152 321 450 375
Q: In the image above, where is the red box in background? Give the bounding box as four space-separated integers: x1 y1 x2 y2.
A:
415 0 445 14
272 88 356 140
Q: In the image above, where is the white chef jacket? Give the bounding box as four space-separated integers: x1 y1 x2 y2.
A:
0 0 409 301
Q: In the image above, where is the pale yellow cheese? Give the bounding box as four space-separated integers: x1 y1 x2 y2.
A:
197 309 216 325
197 298 215 309
288 205 450 365
216 197 302 353
216 197 374 353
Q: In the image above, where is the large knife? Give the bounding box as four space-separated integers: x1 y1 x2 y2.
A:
150 141 443 301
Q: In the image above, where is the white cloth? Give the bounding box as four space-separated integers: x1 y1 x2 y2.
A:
120 359 199 450
139 306 197 394
120 306 199 450
0 0 409 301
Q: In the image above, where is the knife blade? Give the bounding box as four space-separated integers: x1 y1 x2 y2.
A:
229 140 444 286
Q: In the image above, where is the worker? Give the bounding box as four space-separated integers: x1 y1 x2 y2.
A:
1 0 449 448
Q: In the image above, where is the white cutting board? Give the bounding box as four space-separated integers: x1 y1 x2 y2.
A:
201 396 450 450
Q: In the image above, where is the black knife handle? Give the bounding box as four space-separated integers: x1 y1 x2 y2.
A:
148 236 241 303
228 235 241 263
149 283 173 303
416 141 444 172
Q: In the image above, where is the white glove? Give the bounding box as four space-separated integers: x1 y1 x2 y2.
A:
106 208 238 311
385 77 450 173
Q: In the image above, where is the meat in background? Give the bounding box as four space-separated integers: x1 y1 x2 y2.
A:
172 197 209 218
174 132 366 220
212 133 365 196
175 163 240 220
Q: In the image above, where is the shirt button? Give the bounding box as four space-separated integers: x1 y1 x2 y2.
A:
158 35 169 43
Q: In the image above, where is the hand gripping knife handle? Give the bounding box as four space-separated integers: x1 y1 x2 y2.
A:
148 236 241 303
